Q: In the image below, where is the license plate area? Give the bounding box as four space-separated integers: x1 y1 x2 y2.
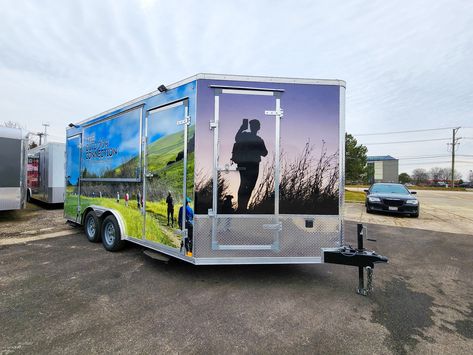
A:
388 206 398 211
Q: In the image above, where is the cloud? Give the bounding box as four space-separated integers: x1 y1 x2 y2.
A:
0 0 472 177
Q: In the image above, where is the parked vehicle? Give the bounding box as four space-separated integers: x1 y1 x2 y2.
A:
365 183 419 217
27 142 65 204
64 73 387 294
0 127 27 211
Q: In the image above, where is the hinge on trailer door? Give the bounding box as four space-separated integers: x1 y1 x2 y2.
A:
264 109 284 118
217 164 238 172
176 116 191 126
209 121 217 129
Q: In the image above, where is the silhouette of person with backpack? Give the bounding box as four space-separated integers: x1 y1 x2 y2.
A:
231 119 268 212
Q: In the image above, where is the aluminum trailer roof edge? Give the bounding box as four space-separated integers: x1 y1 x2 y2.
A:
0 127 27 140
70 73 345 127
28 141 65 154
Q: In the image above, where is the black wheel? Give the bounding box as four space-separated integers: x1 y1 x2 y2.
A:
411 211 419 218
26 190 31 202
101 215 125 251
366 206 372 214
84 211 101 242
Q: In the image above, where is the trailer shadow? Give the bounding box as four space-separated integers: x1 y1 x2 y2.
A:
135 245 352 292
28 199 64 210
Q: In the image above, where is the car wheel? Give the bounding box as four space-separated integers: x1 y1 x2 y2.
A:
101 215 125 251
84 211 101 242
366 206 372 214
411 212 419 218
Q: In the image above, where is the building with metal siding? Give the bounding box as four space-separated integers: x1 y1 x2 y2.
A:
367 155 399 183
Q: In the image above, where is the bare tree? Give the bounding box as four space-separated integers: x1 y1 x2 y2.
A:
430 167 461 182
429 167 442 182
412 168 429 185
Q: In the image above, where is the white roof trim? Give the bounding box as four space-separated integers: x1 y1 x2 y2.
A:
71 73 346 127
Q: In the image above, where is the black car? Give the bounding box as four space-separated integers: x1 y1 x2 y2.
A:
364 183 419 217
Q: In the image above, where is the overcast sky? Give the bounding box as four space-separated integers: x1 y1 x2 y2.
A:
1 0 472 178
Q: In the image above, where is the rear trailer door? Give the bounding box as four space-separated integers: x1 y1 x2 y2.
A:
193 80 342 263
65 135 81 221
144 99 193 255
210 85 283 251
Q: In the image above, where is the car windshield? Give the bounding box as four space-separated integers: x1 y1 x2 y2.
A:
370 184 409 194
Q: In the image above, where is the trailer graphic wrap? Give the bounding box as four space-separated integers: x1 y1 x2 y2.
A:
144 99 195 249
65 74 344 263
65 135 81 220
194 80 340 215
81 108 141 180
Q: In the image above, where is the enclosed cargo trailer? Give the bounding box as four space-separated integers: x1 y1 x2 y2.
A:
27 142 65 204
0 127 27 211
65 74 386 285
66 73 346 263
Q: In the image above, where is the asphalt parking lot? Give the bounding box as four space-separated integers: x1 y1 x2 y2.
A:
346 189 473 235
0 206 472 354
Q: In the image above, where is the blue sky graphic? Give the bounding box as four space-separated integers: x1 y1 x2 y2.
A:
82 109 141 176
66 136 80 185
148 104 184 145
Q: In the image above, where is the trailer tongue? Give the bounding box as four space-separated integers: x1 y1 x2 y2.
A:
324 223 388 295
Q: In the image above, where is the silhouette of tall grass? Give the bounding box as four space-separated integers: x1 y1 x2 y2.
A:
248 141 339 214
194 169 230 214
195 141 339 215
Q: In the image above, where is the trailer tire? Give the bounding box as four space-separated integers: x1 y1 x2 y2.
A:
84 211 101 242
101 215 125 252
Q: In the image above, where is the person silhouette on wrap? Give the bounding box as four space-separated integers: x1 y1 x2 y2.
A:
232 119 268 212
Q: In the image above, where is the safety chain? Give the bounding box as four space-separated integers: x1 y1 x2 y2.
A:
366 266 373 293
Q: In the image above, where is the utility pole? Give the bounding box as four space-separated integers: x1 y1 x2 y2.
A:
42 122 50 144
449 127 461 188
37 132 44 145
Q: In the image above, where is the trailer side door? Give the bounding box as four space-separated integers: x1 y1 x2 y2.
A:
65 135 81 221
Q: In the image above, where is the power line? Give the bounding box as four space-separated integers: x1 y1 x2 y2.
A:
363 138 451 145
353 127 457 136
400 160 472 165
396 155 449 160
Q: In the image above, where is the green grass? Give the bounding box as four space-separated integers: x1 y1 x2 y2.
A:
345 189 365 203
64 186 78 218
406 185 468 192
65 194 180 248
147 126 195 172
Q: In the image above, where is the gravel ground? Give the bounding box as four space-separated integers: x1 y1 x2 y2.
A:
0 206 472 354
0 203 70 239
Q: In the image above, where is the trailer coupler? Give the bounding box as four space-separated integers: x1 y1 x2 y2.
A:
323 223 388 296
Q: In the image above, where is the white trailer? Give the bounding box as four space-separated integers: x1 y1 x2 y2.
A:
0 127 27 211
27 142 65 204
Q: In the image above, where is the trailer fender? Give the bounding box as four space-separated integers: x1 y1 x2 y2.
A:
87 205 127 240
